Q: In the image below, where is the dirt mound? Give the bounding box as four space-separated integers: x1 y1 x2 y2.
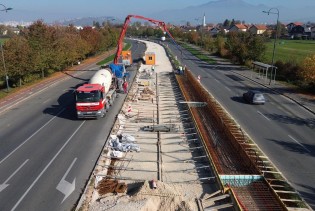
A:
89 181 198 211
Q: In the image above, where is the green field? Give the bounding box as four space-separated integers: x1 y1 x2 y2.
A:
263 39 315 64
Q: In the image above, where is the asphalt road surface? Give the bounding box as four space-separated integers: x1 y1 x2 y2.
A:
0 40 145 211
168 41 315 209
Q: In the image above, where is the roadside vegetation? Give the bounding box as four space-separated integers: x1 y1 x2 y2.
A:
0 20 120 96
96 42 131 66
168 24 314 92
180 42 216 64
1 19 315 97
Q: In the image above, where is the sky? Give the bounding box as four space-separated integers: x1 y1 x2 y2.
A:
1 0 315 23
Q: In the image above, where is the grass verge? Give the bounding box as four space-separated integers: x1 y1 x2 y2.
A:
180 42 216 64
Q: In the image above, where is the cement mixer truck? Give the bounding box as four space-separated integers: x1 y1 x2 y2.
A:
75 68 117 119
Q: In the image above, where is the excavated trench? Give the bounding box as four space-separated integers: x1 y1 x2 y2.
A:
175 68 305 210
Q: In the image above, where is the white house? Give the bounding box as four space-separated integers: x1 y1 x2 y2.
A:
248 25 267 35
229 24 248 32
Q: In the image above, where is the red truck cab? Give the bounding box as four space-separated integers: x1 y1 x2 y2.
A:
75 84 106 119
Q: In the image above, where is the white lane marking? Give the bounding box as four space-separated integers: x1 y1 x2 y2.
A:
56 158 77 203
288 135 311 153
0 108 65 166
214 79 219 83
11 121 85 211
225 86 231 92
0 159 29 192
42 99 51 104
257 111 271 121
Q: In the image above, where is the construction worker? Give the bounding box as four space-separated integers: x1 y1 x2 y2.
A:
123 79 128 94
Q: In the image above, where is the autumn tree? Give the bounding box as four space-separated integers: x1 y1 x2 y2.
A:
79 26 101 55
2 36 33 87
186 31 199 45
169 27 183 39
300 54 315 87
24 20 57 77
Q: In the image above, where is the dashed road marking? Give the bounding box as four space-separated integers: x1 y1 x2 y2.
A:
257 111 270 121
288 135 311 153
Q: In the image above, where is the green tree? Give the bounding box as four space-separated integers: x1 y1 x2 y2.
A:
93 21 101 29
215 35 228 57
226 31 266 64
202 34 215 52
223 19 231 27
231 19 236 26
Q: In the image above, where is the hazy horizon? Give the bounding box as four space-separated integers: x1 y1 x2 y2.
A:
1 0 315 24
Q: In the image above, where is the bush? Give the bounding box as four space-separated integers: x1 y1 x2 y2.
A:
300 54 315 90
225 32 266 64
275 60 301 82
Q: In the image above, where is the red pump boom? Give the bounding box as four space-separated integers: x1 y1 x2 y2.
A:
113 14 175 64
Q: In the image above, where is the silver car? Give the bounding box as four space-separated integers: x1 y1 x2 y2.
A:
243 90 265 105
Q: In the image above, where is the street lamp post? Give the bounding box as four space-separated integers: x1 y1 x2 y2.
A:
0 3 12 12
0 4 12 92
263 8 279 85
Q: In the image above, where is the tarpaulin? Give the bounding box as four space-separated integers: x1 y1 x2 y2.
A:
109 63 125 78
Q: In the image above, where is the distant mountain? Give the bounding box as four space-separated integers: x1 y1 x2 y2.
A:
56 16 120 26
52 0 315 26
149 0 315 24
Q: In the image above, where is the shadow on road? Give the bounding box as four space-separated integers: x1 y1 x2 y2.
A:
267 138 315 157
264 113 315 129
62 71 93 82
43 89 77 120
230 96 247 104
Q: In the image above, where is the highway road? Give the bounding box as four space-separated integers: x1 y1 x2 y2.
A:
168 42 315 209
0 40 145 211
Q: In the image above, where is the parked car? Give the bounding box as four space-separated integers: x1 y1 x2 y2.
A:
243 90 265 104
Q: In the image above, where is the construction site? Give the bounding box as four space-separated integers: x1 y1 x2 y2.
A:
76 40 311 211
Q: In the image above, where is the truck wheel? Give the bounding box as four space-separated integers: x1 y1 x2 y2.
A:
101 109 106 118
105 104 110 111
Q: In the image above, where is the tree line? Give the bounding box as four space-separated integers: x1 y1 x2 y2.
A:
168 25 314 90
126 19 314 90
0 20 120 88
1 20 314 91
